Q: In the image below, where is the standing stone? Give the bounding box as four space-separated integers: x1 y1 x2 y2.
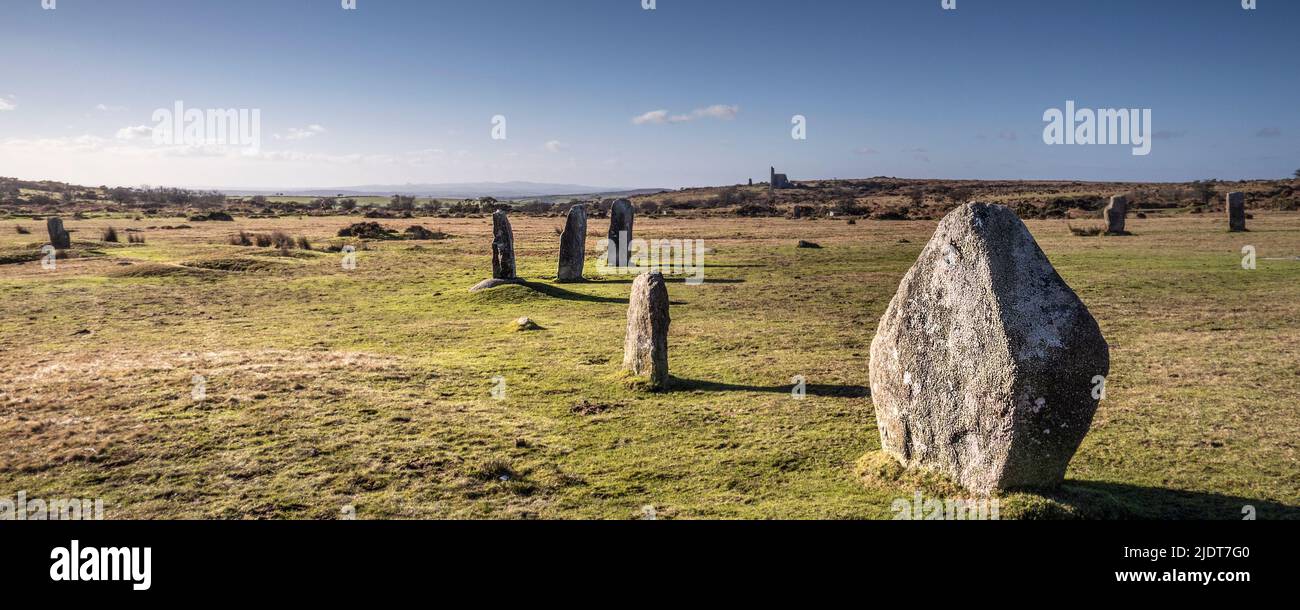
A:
46 217 71 249
607 199 634 268
557 204 587 281
492 210 516 280
1104 195 1128 234
1227 192 1247 232
868 202 1109 494
623 271 670 390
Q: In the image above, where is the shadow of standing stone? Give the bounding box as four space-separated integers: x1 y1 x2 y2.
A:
47 217 71 249
1227 192 1247 232
607 198 634 268
557 204 587 281
623 271 670 390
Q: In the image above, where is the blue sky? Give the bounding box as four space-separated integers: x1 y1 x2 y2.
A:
0 0 1296 189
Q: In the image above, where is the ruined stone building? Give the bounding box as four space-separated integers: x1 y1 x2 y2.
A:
769 167 793 191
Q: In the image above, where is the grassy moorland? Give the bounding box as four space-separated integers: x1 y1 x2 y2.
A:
0 211 1297 519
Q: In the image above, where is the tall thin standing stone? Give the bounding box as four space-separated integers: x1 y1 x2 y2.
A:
1104 196 1128 234
557 204 587 281
1227 192 1247 232
623 271 670 390
607 199 635 269
46 217 71 249
492 210 516 280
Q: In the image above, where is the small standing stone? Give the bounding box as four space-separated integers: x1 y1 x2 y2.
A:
47 217 71 249
623 271 670 390
1227 192 1247 232
1104 196 1128 234
557 204 587 281
492 210 516 280
607 199 635 268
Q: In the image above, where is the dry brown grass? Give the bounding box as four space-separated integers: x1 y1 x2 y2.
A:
0 211 1296 519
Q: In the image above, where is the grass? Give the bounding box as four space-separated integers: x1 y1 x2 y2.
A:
0 212 1297 519
1068 223 1105 237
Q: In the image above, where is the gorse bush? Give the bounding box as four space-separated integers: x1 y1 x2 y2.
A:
270 231 294 250
228 230 311 251
101 226 119 242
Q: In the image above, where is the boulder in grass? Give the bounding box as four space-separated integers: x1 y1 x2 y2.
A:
868 202 1109 494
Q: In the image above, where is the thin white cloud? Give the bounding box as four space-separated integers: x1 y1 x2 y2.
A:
633 110 670 125
691 104 739 120
544 139 565 153
95 103 127 112
116 125 154 140
277 124 327 140
632 104 739 125
0 96 16 111
854 147 879 155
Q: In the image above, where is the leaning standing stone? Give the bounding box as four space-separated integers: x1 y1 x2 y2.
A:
1104 195 1128 234
557 204 587 281
47 217 71 249
492 210 516 280
623 271 670 390
868 202 1109 494
607 199 634 268
1227 192 1247 232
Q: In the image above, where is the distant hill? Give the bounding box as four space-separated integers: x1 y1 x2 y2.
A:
218 182 668 201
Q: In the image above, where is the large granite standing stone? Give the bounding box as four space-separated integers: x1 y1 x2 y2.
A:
1227 192 1246 232
1104 196 1128 234
47 217 71 249
607 199 634 268
492 210 516 280
868 202 1109 494
557 204 587 281
623 271 670 390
